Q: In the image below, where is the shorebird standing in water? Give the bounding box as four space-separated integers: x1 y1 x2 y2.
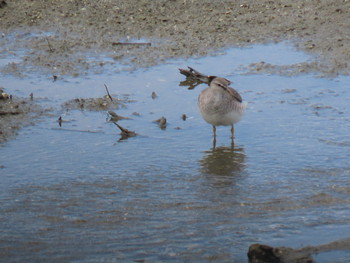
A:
198 76 246 146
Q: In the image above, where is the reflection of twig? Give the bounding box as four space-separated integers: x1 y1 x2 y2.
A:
108 111 131 122
46 37 54 53
104 84 113 101
179 80 202 90
112 42 151 46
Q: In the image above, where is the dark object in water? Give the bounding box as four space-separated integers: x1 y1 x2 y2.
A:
113 122 137 141
154 116 167 129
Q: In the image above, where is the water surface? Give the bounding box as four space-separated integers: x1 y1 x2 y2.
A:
1 43 350 262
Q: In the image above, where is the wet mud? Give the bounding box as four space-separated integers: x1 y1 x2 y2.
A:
62 96 126 112
0 88 47 143
1 0 350 77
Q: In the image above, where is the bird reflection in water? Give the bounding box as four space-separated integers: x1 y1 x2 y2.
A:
199 145 246 178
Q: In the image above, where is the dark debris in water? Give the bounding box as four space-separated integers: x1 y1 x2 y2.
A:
154 116 167 129
113 122 137 141
62 96 127 111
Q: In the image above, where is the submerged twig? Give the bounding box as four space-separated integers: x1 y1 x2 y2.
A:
104 84 113 101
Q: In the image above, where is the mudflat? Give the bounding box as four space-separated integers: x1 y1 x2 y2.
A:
1 0 350 76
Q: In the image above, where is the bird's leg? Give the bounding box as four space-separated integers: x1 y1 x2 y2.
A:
212 125 216 149
231 125 235 144
212 125 216 138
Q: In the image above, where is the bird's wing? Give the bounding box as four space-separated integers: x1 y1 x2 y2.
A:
217 83 243 103
226 87 243 103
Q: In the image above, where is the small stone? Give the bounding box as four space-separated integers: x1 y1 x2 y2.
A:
151 91 158 99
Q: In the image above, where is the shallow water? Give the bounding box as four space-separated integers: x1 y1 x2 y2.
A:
1 43 350 262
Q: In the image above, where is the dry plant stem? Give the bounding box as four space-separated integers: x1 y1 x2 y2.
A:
104 84 113 102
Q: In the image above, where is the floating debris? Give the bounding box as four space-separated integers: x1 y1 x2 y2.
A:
113 122 137 141
154 116 167 129
58 116 62 127
151 91 158 99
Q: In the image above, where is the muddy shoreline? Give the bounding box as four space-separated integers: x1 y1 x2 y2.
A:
1 0 350 77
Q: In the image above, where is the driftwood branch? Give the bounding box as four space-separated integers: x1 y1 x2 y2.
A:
178 66 213 90
104 84 113 102
113 122 137 141
178 66 211 84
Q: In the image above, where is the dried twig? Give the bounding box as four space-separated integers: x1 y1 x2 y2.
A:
113 122 137 141
178 66 214 89
178 66 210 84
104 84 113 101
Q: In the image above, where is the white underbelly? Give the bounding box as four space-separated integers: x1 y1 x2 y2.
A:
201 110 243 126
